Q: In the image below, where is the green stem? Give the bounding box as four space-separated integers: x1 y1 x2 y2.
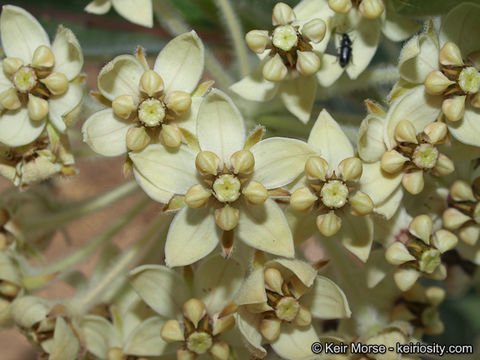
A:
25 180 139 232
215 0 250 77
40 196 150 274
152 0 234 89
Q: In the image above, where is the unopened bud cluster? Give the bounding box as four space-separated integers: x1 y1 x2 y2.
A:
328 0 385 19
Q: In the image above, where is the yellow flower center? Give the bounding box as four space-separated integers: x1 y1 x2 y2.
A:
138 98 165 127
272 25 298 51
413 143 439 169
275 297 300 321
320 180 349 208
419 249 441 274
458 67 480 94
186 331 213 354
13 66 37 92
213 174 241 203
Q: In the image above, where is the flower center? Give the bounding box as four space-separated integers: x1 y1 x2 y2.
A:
458 67 480 94
13 66 37 92
275 297 300 321
272 25 298 51
186 331 213 354
138 98 165 127
413 143 439 169
320 180 349 208
419 249 441 274
212 174 241 203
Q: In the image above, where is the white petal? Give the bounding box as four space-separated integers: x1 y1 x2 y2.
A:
448 107 480 147
316 54 344 87
294 0 334 52
123 317 172 356
360 162 402 205
381 1 421 42
285 206 317 245
440 2 480 58
154 31 204 93
267 258 317 287
52 27 84 80
237 199 294 257
197 89 245 164
112 0 153 28
308 109 353 168
165 206 220 267
133 168 174 204
0 5 49 62
398 33 439 84
230 66 279 102
271 323 318 360
98 54 143 102
194 255 245 314
49 81 84 132
250 137 316 189
84 0 112 15
175 96 202 134
279 76 316 124
82 108 132 157
301 276 351 319
51 317 80 360
337 214 373 262
235 268 267 306
129 265 190 317
0 108 45 147
384 86 442 149
236 308 267 359
0 61 12 93
81 315 120 359
374 186 403 220
129 144 197 195
357 113 386 162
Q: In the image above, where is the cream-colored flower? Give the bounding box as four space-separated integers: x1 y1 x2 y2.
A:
82 31 205 159
288 109 374 262
0 5 84 147
0 251 23 330
85 0 153 28
235 258 350 359
130 89 315 266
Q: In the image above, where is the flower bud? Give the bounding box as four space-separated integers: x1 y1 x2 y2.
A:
442 95 465 122
424 71 455 95
395 120 418 144
0 280 20 298
316 211 342 237
272 2 296 25
231 150 255 174
359 0 385 19
0 88 21 110
112 95 136 119
2 57 23 76
432 229 458 253
196 151 220 176
402 170 424 195
185 184 211 208
160 124 182 148
409 214 432 244
294 305 312 326
439 42 464 66
177 348 195 360
262 54 288 82
338 157 362 181
349 191 373 216
126 126 150 151
32 45 55 68
296 51 321 76
107 348 126 360
183 298 206 328
260 317 281 341
242 181 268 205
380 150 408 174
394 268 420 291
161 319 185 342
166 91 192 115
245 30 270 54
426 286 446 306
27 94 49 121
212 314 235 335
40 72 68 96
215 205 240 231
139 70 164 97
301 19 326 43
328 0 352 14
442 207 470 230
423 122 447 144
458 224 480 246
305 156 329 180
433 153 454 176
264 267 284 294
450 180 475 202
430 263 447 280
209 341 230 360
290 187 317 211
385 242 415 265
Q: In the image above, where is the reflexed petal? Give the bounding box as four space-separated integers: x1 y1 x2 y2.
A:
271 323 318 360
51 317 80 360
123 317 172 356
0 61 12 93
194 255 245 314
197 89 245 164
448 107 480 147
457 239 480 265
81 315 121 359
360 162 402 205
129 265 190 318
301 276 351 319
52 27 84 80
337 214 373 262
384 86 442 149
236 308 267 359
129 144 197 195
98 55 144 101
235 268 267 306
84 0 111 14
308 109 354 169
0 252 21 285
285 206 317 246
374 186 403 220
237 199 294 257
279 76 316 124
11 296 50 329
0 5 50 62
154 31 204 93
132 168 174 204
0 108 45 147
365 249 390 288
381 1 421 42
82 109 132 157
49 81 85 132
357 113 386 162
267 259 317 287
250 138 316 189
165 206 220 267
316 54 344 87
175 96 202 134
399 33 438 84
230 66 279 102
112 0 153 28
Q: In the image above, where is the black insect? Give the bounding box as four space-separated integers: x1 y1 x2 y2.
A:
338 33 352 68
